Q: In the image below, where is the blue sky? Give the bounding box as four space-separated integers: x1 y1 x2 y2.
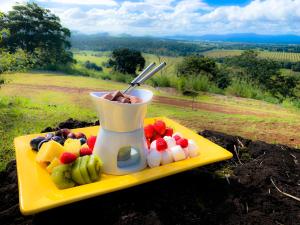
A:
1 0 300 36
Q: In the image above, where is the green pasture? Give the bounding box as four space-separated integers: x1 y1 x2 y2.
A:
1 72 300 171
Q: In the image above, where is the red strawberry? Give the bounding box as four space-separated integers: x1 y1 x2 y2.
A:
153 120 166 135
164 127 173 137
80 147 93 156
60 152 77 164
176 138 188 148
146 138 151 150
156 137 168 152
87 136 97 150
173 134 181 141
144 124 155 139
152 133 161 142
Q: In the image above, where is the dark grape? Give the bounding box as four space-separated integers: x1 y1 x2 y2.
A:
61 128 71 139
67 132 76 139
75 132 86 139
38 139 49 150
54 130 63 137
45 133 54 140
79 138 86 145
51 136 65 145
30 136 46 151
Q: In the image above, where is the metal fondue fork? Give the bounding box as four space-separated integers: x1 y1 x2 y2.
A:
123 62 167 94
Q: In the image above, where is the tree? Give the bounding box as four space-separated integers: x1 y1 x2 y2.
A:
225 50 298 99
84 61 103 71
107 48 145 75
0 3 73 66
177 55 230 89
291 62 300 72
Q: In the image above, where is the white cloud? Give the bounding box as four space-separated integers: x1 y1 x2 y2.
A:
39 0 118 6
0 0 27 12
1 0 300 35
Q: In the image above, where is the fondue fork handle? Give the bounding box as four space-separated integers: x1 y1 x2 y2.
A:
123 62 156 94
124 62 167 94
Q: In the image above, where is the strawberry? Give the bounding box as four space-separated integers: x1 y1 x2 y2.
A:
80 147 93 156
164 127 173 137
60 152 77 164
173 134 181 141
87 136 97 150
146 138 151 150
176 138 188 148
152 133 161 142
153 120 166 135
156 138 168 152
144 124 155 139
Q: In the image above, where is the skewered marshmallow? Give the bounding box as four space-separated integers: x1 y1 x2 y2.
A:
150 140 157 151
188 139 199 157
147 149 161 168
163 136 176 149
172 132 183 139
170 145 186 161
161 150 173 165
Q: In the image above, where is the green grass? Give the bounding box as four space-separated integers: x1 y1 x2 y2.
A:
203 50 300 62
1 72 300 171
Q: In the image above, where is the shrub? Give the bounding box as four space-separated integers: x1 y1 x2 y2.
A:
176 74 222 94
149 75 171 87
84 61 103 71
110 72 132 83
225 79 263 99
0 49 34 73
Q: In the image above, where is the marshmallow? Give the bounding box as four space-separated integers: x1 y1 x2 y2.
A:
183 147 189 158
170 145 186 161
161 150 173 165
150 140 157 151
147 149 162 168
188 139 199 157
172 132 183 139
163 136 176 149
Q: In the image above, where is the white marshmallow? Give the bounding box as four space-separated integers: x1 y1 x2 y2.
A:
161 150 173 165
188 139 199 157
183 147 189 158
150 140 157 151
172 132 183 139
163 136 176 149
147 149 162 168
170 145 186 161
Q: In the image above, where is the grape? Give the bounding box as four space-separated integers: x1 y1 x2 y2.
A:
30 136 46 151
51 136 65 145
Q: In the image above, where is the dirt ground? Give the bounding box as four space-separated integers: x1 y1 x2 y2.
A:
0 119 299 225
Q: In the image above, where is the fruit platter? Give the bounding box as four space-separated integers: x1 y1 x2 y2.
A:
15 117 232 215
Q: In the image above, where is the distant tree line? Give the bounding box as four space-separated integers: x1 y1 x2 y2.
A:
71 34 214 57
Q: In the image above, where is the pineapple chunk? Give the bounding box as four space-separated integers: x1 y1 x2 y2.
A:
36 140 65 163
46 157 61 173
64 139 81 156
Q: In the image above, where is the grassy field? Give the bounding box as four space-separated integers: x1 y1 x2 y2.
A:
203 49 300 62
73 50 182 78
1 72 300 171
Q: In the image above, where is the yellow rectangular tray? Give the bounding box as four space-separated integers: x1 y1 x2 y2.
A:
14 117 232 215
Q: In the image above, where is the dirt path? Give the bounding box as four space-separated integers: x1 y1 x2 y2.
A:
9 83 284 118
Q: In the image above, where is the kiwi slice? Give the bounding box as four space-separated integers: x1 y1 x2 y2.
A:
51 164 75 189
87 155 103 182
71 157 85 185
80 155 92 184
